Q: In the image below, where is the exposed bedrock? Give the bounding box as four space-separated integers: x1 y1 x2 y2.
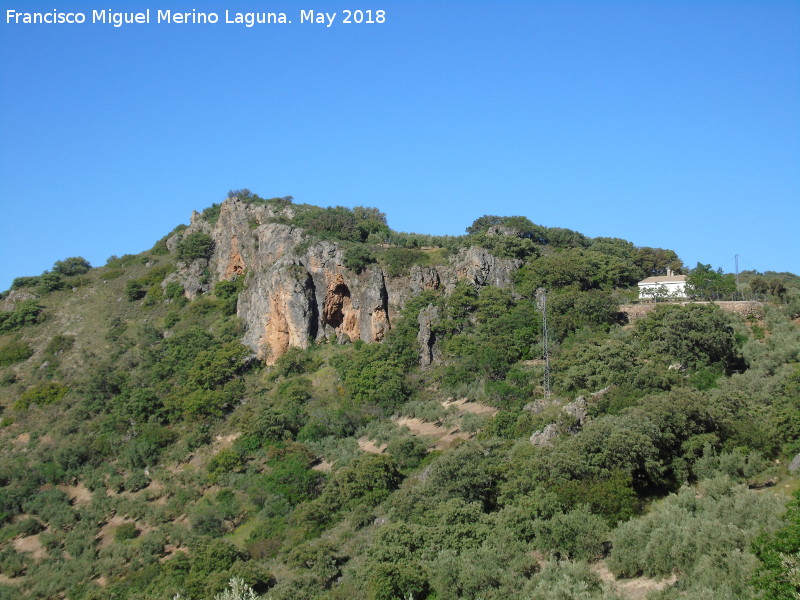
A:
168 199 519 362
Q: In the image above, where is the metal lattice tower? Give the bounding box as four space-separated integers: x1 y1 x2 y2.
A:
535 288 552 398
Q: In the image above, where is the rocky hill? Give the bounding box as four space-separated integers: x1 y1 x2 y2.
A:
0 193 799 600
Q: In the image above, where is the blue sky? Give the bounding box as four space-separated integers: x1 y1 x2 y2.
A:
1 0 798 290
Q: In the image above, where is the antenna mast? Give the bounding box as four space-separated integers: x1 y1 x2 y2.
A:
536 288 552 398
735 254 740 299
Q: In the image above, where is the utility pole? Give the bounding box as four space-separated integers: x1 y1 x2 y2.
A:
535 288 552 398
735 254 740 300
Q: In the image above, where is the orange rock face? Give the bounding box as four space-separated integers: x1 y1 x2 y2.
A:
322 273 359 341
263 291 290 362
224 236 246 278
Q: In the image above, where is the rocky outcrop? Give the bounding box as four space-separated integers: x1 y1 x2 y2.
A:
1 290 37 312
789 454 800 474
166 198 521 363
237 241 391 362
231 221 391 362
451 247 520 290
528 388 608 445
524 399 558 414
562 396 588 434
417 304 441 366
252 258 318 360
167 258 212 299
530 424 559 447
223 236 246 279
563 396 588 428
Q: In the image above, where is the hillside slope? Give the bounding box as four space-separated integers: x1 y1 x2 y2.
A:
0 192 799 600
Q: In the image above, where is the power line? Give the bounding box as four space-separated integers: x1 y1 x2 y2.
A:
535 288 551 398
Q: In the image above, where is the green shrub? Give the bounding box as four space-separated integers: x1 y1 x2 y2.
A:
150 237 169 255
44 334 74 359
332 344 410 412
634 303 745 373
208 447 246 482
247 405 302 444
165 281 185 300
261 447 322 506
36 271 64 293
378 247 431 277
529 506 610 561
329 453 403 509
227 565 275 595
126 280 146 301
214 279 239 299
16 517 44 536
177 231 215 262
126 264 175 302
0 340 33 366
201 203 222 225
386 435 429 471
693 446 769 484
547 469 638 525
15 382 68 409
367 560 431 600
22 489 76 530
343 245 377 273
293 205 387 243
0 547 26 577
164 311 181 329
189 501 227 535
106 253 135 267
214 278 244 315
52 256 91 276
125 470 151 492
102 269 125 281
187 341 251 390
0 369 15 386
10 275 42 290
469 231 538 259
609 477 783 580
190 538 246 576
114 522 139 541
119 424 177 468
524 561 613 600
269 347 321 379
0 299 44 332
753 489 800 599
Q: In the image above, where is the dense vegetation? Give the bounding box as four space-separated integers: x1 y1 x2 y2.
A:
0 193 798 600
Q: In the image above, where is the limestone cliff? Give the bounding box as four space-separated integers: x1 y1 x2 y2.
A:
165 198 519 363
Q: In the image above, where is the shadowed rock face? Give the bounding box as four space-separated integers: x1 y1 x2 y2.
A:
322 274 351 330
165 198 519 363
417 304 441 367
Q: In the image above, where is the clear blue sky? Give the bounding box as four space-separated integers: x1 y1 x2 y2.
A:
1 1 798 290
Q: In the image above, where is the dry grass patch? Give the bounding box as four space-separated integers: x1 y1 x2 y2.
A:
0 573 22 585
441 397 497 416
13 532 47 560
185 432 241 470
590 560 677 599
57 482 93 506
96 515 154 548
159 543 189 563
357 437 387 454
312 459 333 472
393 416 470 450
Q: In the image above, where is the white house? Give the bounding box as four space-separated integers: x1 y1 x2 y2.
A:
638 269 688 300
